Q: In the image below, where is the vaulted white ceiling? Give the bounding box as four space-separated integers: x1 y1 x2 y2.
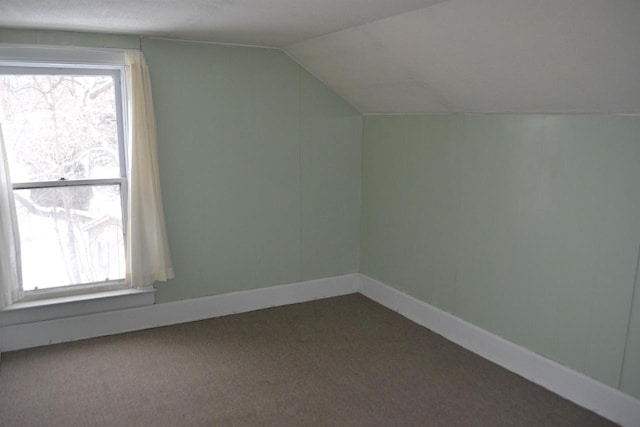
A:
287 0 640 114
2 0 639 113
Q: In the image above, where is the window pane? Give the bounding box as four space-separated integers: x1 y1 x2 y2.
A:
14 185 125 290
0 74 121 183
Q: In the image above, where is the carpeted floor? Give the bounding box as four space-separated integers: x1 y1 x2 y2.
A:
0 294 615 426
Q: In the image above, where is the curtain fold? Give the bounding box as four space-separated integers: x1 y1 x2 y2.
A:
124 51 174 288
0 123 23 308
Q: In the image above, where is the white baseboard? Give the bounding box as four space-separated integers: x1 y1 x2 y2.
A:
358 274 640 427
0 273 359 352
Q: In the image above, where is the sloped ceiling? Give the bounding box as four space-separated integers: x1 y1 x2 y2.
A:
286 0 640 114
1 0 639 113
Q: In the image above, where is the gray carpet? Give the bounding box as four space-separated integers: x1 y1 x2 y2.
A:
0 294 615 426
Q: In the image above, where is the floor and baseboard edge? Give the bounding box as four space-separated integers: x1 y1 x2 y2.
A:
0 273 360 352
2 272 638 426
357 273 640 427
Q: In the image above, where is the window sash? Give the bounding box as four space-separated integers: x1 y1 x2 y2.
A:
13 179 129 235
0 66 128 181
1 64 129 295
13 178 126 189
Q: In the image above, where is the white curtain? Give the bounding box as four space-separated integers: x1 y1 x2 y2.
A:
124 51 174 288
0 123 23 308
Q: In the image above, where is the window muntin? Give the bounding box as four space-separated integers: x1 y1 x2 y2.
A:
0 66 127 293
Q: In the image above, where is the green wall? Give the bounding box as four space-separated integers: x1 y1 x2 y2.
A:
361 115 640 397
143 39 362 303
621 268 640 398
300 71 362 280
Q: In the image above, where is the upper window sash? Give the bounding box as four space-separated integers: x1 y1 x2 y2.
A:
0 65 128 183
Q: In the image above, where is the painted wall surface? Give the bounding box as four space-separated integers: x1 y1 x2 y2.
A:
621 271 640 398
361 115 640 396
1 29 362 303
300 69 362 280
141 39 361 303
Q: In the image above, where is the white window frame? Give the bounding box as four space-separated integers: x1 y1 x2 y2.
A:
0 57 130 301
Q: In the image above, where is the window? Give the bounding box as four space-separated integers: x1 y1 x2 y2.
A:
0 65 128 295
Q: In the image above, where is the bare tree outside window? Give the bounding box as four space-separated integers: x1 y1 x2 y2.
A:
0 71 126 291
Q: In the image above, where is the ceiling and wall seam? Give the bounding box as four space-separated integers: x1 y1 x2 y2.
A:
142 36 281 51
2 0 640 114
281 49 364 114
363 112 640 117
